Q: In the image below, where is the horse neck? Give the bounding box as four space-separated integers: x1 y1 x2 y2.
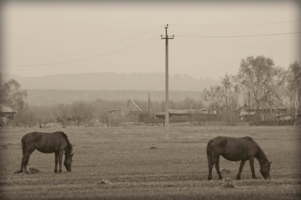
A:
64 148 71 160
256 147 269 166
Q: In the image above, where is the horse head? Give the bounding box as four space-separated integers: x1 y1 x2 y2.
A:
260 162 272 179
64 152 74 172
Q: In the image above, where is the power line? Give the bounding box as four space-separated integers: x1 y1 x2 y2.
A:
176 31 301 38
10 25 163 61
6 38 161 67
7 37 159 67
89 38 160 59
170 20 301 27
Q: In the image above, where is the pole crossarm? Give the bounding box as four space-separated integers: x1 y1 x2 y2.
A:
161 24 175 40
161 35 175 39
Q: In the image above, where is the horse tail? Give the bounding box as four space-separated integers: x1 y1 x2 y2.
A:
21 134 28 155
206 139 213 165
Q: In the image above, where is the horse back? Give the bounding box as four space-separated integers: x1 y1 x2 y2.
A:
208 136 228 152
23 131 69 153
209 136 260 161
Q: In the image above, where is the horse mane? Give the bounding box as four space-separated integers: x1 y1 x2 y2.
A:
249 137 269 163
58 131 73 153
255 143 269 161
242 136 269 162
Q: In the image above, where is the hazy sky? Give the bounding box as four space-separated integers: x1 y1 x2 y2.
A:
1 1 300 79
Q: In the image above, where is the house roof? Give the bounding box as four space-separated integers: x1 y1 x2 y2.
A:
169 109 194 115
128 99 142 112
156 109 207 116
275 113 292 117
0 103 17 113
240 111 256 116
236 102 288 111
263 103 288 110
235 103 248 111
108 109 120 113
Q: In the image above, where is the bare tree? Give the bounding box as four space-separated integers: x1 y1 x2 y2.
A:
221 74 240 125
0 74 27 111
14 104 37 127
55 104 70 126
202 74 239 125
0 74 30 126
70 101 93 126
236 56 284 111
201 85 223 114
285 61 301 117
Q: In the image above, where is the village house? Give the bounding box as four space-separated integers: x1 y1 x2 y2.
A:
108 99 142 126
155 108 216 123
0 103 17 126
236 103 288 122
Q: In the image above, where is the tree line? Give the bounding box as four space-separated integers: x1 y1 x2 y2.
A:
1 55 300 127
202 56 300 124
0 77 203 127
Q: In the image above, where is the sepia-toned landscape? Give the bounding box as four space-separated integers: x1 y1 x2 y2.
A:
1 1 300 200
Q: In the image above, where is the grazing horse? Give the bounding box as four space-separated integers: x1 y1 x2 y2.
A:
206 136 271 180
15 131 74 174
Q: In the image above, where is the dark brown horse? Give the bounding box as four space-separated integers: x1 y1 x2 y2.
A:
207 136 271 180
15 131 74 174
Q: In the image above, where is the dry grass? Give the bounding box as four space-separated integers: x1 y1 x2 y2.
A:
0 125 300 199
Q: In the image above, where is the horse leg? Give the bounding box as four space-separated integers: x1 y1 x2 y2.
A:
15 147 26 173
215 156 223 180
15 157 24 173
208 162 214 180
21 149 35 174
249 156 257 179
58 150 64 173
236 160 246 180
208 156 218 180
54 152 59 173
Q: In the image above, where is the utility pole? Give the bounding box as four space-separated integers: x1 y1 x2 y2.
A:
148 93 151 118
161 24 174 140
248 91 251 122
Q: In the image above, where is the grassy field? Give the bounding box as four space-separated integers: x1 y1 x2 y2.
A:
0 125 300 199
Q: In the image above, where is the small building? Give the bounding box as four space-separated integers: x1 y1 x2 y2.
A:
274 114 293 125
0 103 17 126
236 103 288 122
108 99 142 126
120 99 142 121
239 111 256 121
155 108 217 123
275 114 292 121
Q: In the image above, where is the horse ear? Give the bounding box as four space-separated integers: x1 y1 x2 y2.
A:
269 162 272 165
71 153 74 157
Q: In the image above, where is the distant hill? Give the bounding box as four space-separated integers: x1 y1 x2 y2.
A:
6 72 221 91
3 72 222 106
